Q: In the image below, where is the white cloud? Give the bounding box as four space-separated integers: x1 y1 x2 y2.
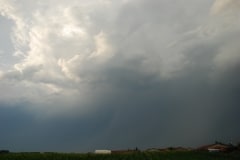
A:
0 0 119 113
208 1 240 76
89 32 113 61
211 0 240 15
0 0 239 115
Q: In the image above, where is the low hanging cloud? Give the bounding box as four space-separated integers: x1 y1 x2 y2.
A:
0 0 240 152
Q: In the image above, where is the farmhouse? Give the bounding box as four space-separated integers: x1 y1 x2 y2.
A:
197 143 232 152
94 150 111 154
146 148 160 152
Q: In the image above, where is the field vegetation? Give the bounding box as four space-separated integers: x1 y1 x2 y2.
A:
0 151 240 160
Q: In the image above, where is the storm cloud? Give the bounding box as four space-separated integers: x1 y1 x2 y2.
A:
0 0 240 152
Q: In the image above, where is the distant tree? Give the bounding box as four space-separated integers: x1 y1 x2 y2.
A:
0 150 9 154
237 143 240 149
168 147 174 150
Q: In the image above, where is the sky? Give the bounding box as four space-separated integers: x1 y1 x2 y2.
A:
0 0 240 152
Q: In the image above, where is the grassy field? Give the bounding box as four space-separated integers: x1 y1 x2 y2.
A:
0 151 240 160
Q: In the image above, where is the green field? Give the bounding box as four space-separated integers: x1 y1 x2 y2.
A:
1 151 240 160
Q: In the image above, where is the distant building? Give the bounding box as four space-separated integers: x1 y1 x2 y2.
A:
197 143 232 152
146 148 160 152
208 148 220 152
94 150 111 154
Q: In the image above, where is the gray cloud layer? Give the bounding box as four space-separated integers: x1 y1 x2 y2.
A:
0 0 240 152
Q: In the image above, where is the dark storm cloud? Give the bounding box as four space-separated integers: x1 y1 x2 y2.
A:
0 103 115 152
89 65 240 150
0 0 240 152
1 66 240 152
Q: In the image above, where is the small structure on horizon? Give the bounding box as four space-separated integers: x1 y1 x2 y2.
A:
146 148 160 152
197 143 233 152
94 150 111 154
208 148 220 152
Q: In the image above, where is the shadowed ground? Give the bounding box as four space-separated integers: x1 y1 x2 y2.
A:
0 151 240 160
